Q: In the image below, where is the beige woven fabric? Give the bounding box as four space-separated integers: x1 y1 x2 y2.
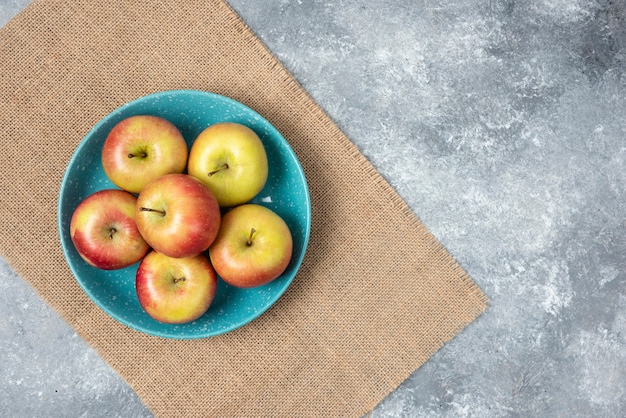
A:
0 0 488 416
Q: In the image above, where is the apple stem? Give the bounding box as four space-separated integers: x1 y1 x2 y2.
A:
173 277 186 284
108 227 117 239
207 163 229 177
128 152 147 159
140 207 166 216
247 228 256 246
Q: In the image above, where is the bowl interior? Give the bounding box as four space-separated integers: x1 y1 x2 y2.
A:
58 90 310 339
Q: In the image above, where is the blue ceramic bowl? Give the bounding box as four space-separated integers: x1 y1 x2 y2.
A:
58 90 311 339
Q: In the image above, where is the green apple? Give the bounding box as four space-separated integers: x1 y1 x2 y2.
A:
209 204 292 288
136 251 218 324
135 174 221 259
187 122 268 207
102 115 188 194
70 189 149 270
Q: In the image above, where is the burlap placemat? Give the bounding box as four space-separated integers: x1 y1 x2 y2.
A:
0 0 488 416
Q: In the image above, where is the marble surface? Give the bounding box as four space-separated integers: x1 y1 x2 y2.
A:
2 0 625 416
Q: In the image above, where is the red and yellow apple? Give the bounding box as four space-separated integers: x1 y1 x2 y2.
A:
135 173 221 259
209 204 292 288
102 115 188 194
70 189 150 270
136 251 218 324
187 122 268 207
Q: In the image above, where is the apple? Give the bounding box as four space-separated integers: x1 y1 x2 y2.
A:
187 122 268 207
209 204 293 288
135 173 221 259
102 115 188 194
136 251 218 324
70 189 150 270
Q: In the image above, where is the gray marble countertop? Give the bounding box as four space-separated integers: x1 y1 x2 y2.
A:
2 1 625 416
